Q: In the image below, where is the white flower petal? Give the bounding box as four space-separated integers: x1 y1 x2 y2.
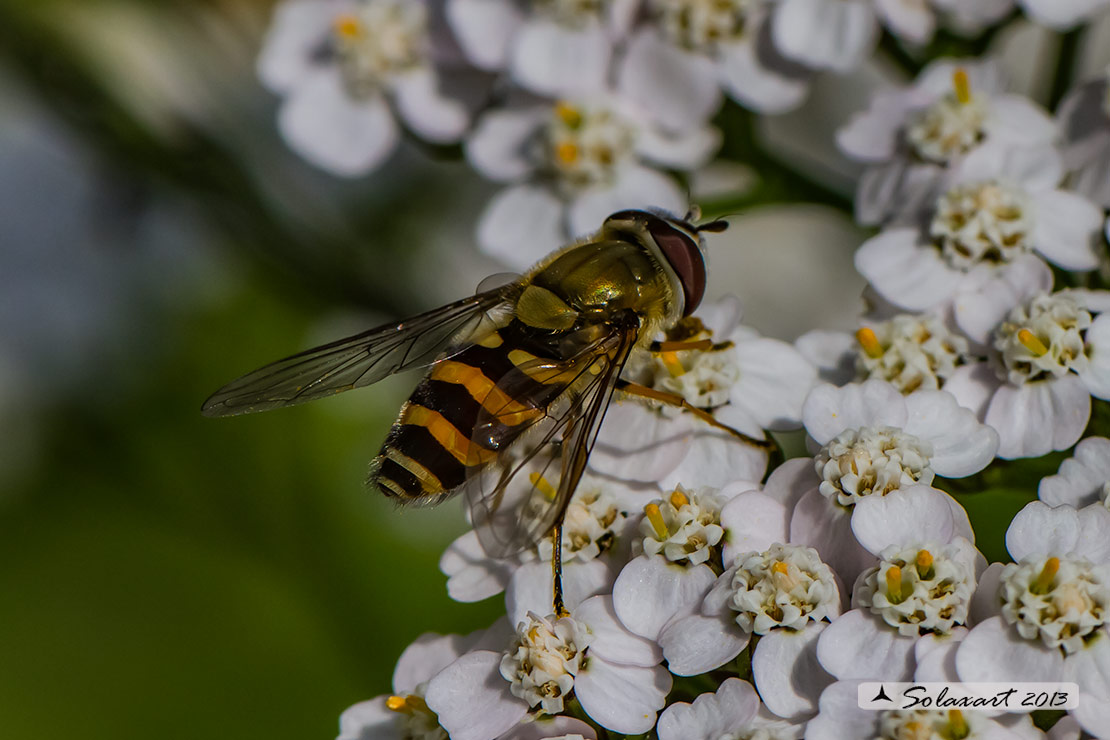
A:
969 562 1004 625
635 126 722 170
392 68 468 143
1032 190 1103 271
903 390 999 477
850 485 957 556
500 716 597 740
593 402 694 482
817 610 916 680
913 629 966 682
257 0 336 93
1074 692 1110 739
1006 501 1110 564
1081 314 1110 401
1018 0 1110 29
985 376 1091 460
659 611 750 676
954 141 1063 192
337 697 395 740
656 677 760 740
763 457 821 510
773 0 878 72
875 0 936 44
791 489 876 585
1039 437 1110 508
731 337 817 429
506 560 611 626
278 69 398 177
575 594 663 668
953 256 1053 345
476 184 565 271
752 622 833 721
510 21 609 97
802 380 907 445
612 556 717 639
445 0 522 70
618 30 722 132
441 530 515 602
805 680 878 740
568 166 686 237
795 330 858 386
836 91 913 163
717 37 810 114
720 492 789 565
956 616 1067 683
943 362 1000 419
660 423 769 491
985 94 1057 145
393 632 472 693
575 657 671 735
465 106 544 182
1067 636 1110 699
424 651 528 740
855 229 960 312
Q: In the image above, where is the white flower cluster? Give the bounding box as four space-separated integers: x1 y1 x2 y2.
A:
244 3 1110 740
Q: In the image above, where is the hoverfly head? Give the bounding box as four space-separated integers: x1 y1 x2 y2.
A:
603 208 726 316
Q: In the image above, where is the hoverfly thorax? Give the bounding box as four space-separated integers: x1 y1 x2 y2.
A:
602 209 719 317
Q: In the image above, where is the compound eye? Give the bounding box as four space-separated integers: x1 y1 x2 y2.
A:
647 220 705 316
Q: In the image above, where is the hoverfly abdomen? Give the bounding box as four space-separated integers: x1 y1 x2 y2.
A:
370 320 563 504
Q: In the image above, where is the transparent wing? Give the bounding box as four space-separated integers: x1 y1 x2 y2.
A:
202 286 518 417
464 318 640 559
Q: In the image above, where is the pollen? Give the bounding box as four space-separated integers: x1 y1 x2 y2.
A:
529 472 559 500
554 141 579 165
855 327 884 359
644 503 669 540
554 101 582 129
886 565 905 603
385 694 426 714
1032 556 1060 594
948 709 969 738
916 549 935 580
660 350 686 377
333 13 363 38
669 489 689 509
1017 328 1049 356
953 67 971 105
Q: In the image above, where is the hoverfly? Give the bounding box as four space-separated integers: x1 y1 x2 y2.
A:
203 208 768 614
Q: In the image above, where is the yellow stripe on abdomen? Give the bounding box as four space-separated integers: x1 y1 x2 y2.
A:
400 405 500 466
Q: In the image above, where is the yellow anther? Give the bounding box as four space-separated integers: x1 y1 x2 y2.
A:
554 141 579 165
948 709 969 739
953 68 971 105
886 565 905 603
1032 557 1060 594
669 489 689 509
529 472 558 500
856 327 884 359
644 503 669 540
386 695 415 714
916 549 935 579
660 350 685 377
1017 328 1049 356
334 14 363 38
554 101 582 128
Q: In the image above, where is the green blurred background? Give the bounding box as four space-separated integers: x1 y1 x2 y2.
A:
0 1 505 738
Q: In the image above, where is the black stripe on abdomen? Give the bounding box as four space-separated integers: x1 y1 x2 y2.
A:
378 423 468 494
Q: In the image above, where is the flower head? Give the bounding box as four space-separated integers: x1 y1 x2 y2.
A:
729 544 840 633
